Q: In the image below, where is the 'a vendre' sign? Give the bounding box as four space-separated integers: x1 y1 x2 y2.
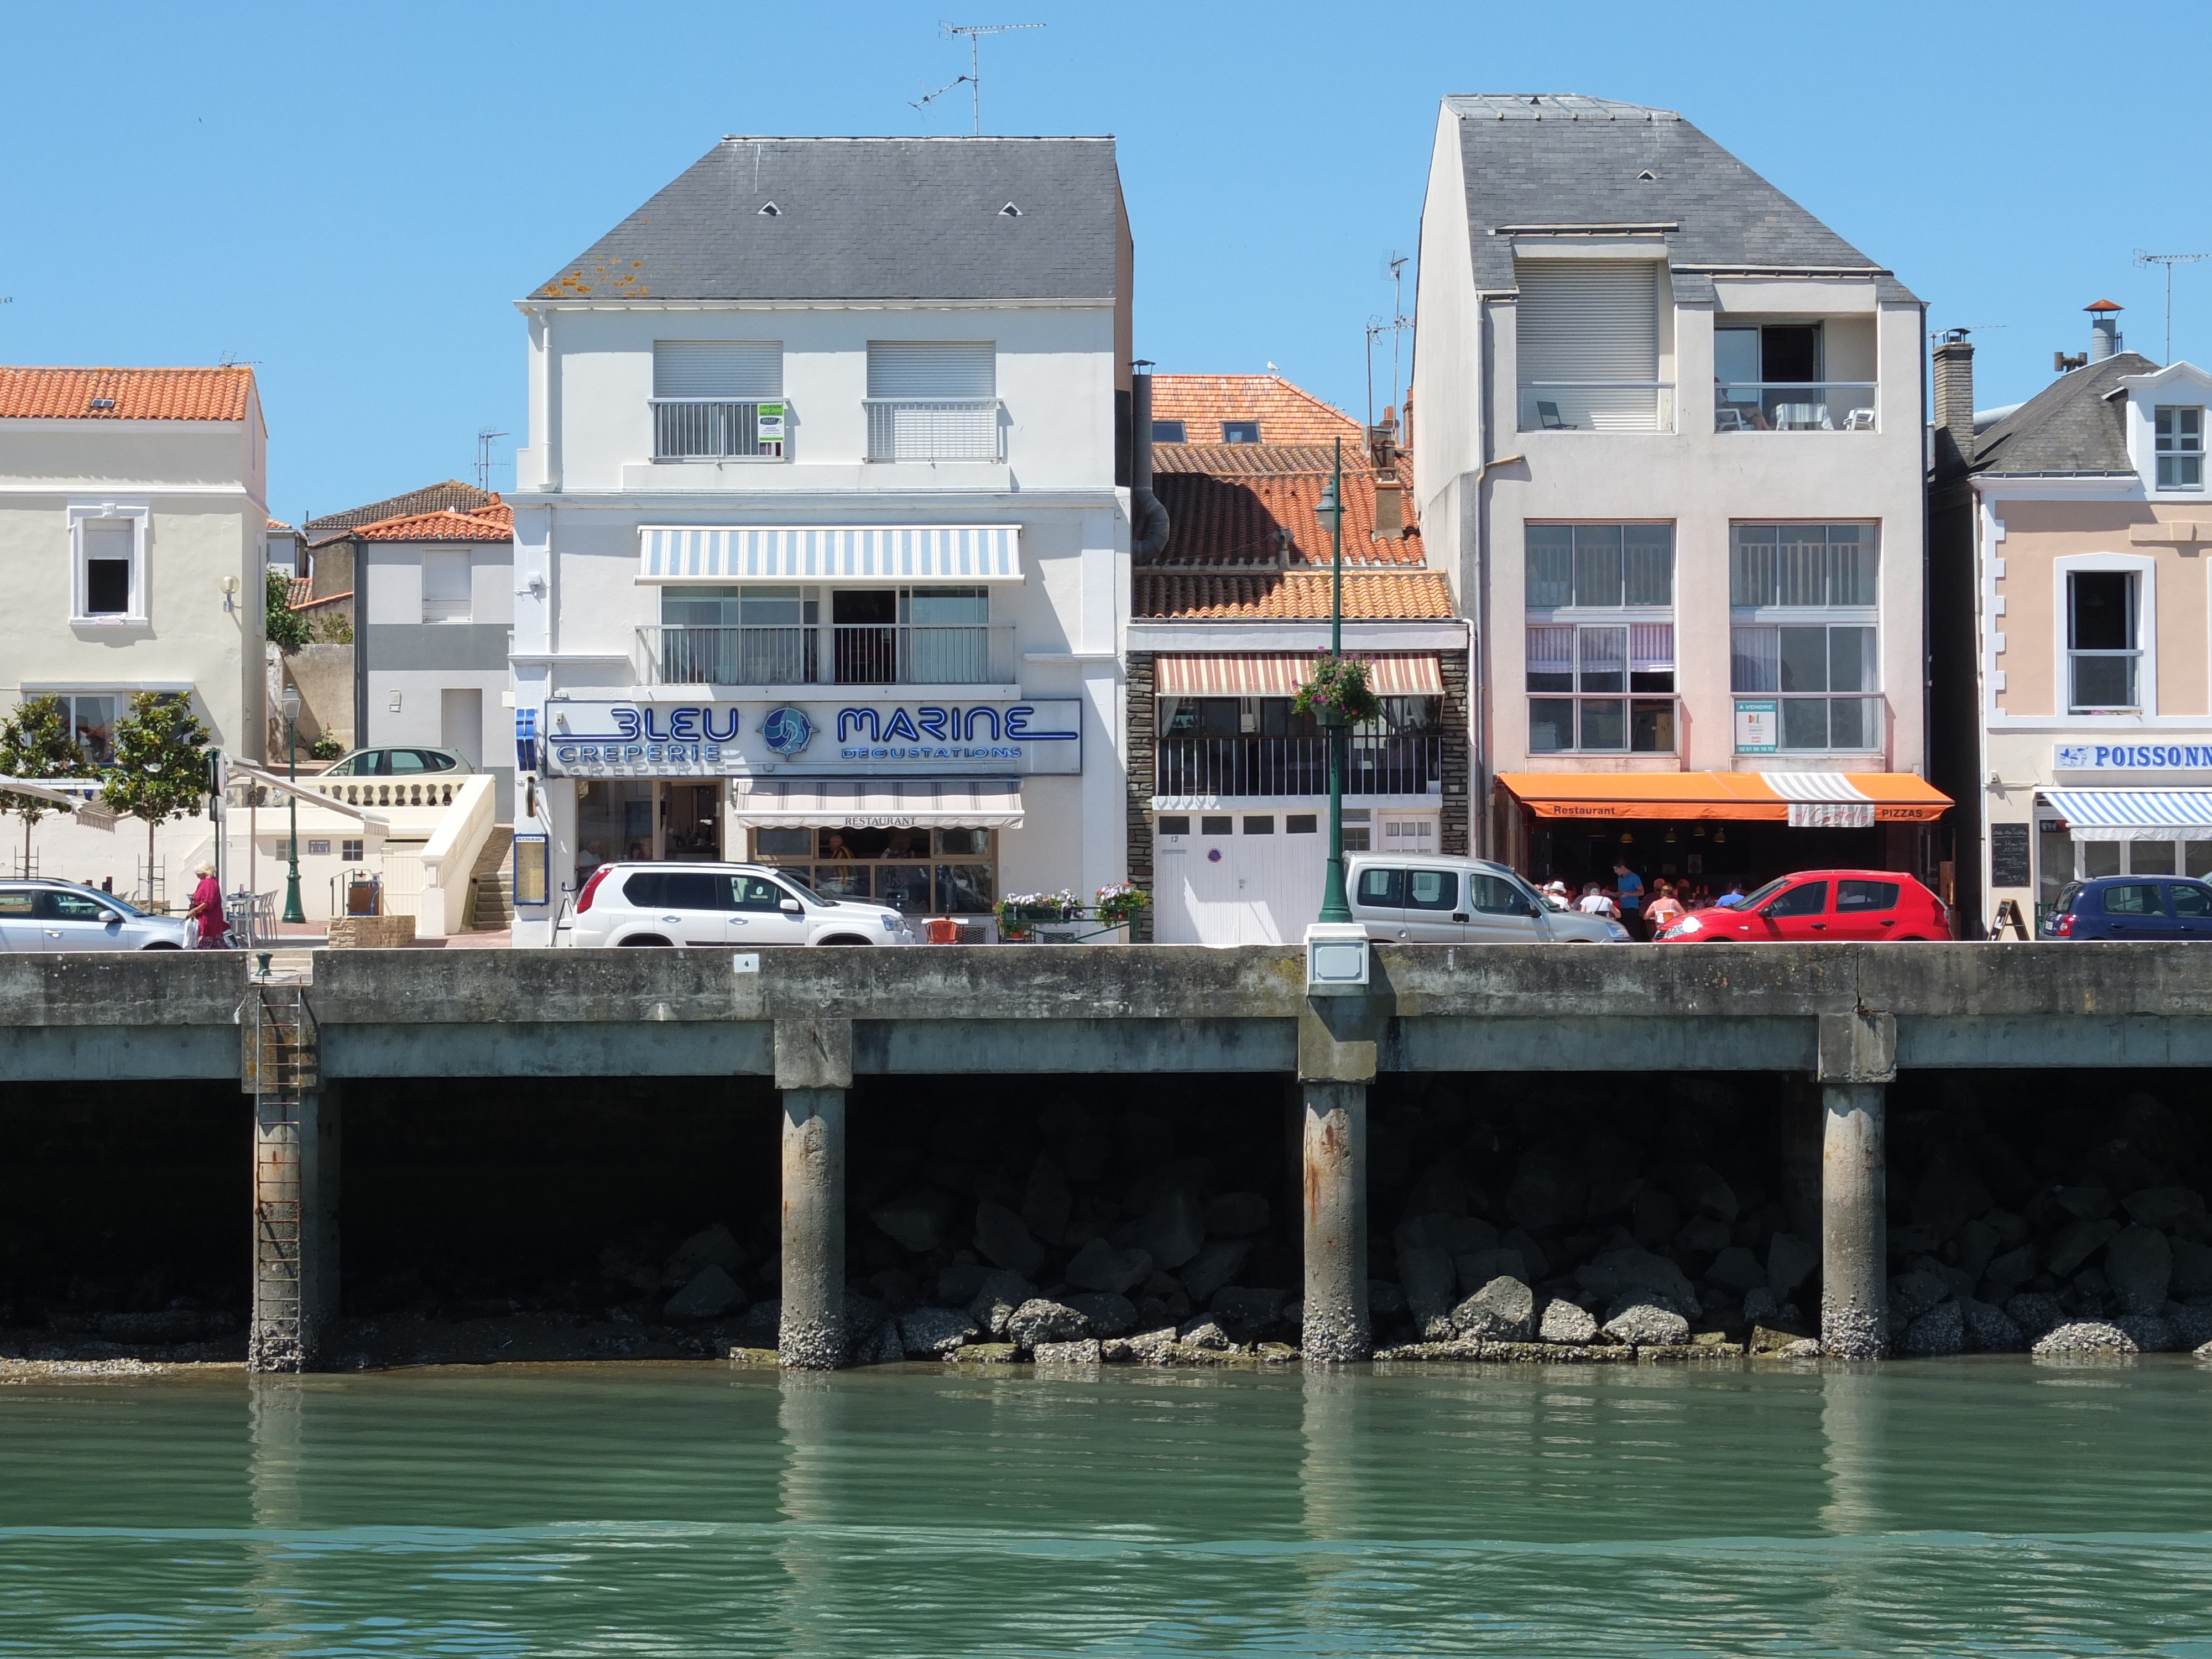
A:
2054 742 2212 771
544 698 1082 778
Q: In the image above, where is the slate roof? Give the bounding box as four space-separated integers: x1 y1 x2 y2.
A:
1149 374 1363 445
1442 93 1916 305
1149 446 1422 570
0 366 254 421
1135 571 1454 620
1966 353 2154 477
533 137 1124 302
304 481 498 545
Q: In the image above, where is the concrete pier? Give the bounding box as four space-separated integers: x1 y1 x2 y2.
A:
1819 1083 1888 1358
779 1088 848 1370
1300 1082 1370 1361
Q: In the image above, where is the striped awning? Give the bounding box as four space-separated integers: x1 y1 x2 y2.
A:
1154 654 1444 697
638 525 1022 582
2043 789 2212 841
731 777 1023 829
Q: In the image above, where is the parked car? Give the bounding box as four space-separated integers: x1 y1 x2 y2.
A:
1347 854 1629 943
2044 876 2212 939
316 745 474 778
0 880 191 951
557 862 916 947
1653 869 1950 942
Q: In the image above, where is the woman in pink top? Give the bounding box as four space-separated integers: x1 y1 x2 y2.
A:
185 862 227 948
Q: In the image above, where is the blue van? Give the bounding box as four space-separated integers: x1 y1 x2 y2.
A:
2044 875 2212 939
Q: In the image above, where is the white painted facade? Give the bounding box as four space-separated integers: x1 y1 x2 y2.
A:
1412 100 1929 865
505 301 1134 946
359 535 517 815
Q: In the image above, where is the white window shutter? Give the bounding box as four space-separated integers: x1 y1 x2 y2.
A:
653 341 784 399
867 341 996 399
1514 262 1659 382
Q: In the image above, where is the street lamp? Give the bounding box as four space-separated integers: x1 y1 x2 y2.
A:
1314 437 1352 924
279 684 304 924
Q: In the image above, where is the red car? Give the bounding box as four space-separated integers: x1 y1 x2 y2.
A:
1653 869 1951 942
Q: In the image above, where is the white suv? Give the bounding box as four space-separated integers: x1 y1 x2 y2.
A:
557 862 915 948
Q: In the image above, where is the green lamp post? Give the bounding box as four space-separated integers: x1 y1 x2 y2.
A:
279 683 305 925
1314 437 1353 924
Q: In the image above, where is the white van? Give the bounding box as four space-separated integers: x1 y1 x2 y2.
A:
1345 854 1628 944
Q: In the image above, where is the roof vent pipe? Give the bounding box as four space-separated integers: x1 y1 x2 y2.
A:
1129 362 1170 559
2088 299 2124 362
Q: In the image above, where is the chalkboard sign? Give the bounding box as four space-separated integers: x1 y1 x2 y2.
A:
1990 822 2032 889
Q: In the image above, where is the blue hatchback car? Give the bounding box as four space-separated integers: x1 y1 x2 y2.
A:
2044 875 2212 938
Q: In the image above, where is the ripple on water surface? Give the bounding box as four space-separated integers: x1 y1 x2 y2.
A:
0 1359 2208 1657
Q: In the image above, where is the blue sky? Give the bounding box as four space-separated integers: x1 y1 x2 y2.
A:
3 1 2205 523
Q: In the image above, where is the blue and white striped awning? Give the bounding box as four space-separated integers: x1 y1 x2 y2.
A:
639 525 1022 582
2043 789 2212 841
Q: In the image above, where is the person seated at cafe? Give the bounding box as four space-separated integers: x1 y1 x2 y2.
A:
1713 880 1749 909
823 832 854 862
1577 883 1618 919
1645 881 1686 934
884 831 924 860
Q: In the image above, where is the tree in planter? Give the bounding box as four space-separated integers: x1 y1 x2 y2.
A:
265 567 312 656
102 692 212 907
0 696 87 875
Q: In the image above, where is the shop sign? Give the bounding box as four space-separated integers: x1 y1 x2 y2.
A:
1734 700 1777 754
2054 742 2212 771
541 698 1081 778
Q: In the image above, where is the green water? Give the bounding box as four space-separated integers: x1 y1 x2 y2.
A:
2 1360 2209 1657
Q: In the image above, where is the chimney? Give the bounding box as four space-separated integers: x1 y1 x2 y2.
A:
1369 405 1404 541
1933 329 1975 473
2088 299 2124 362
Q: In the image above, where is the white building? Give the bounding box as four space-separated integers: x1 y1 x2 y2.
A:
0 365 269 890
1413 95 1947 899
504 137 1135 946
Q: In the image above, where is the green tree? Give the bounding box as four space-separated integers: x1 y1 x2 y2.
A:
266 567 312 655
0 696 87 873
102 692 212 903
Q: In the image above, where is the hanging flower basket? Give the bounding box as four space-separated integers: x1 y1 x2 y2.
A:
1294 654 1381 728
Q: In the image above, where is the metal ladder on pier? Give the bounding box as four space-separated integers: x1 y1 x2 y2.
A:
246 968 317 1373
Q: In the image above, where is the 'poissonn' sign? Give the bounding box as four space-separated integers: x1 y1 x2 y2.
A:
2054 743 2212 771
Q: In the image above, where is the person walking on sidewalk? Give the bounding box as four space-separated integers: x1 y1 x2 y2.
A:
184 862 228 949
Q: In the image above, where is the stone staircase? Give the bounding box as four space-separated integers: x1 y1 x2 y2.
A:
463 825 515 932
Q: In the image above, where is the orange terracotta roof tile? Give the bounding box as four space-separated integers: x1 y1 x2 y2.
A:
285 576 313 607
351 501 512 542
304 480 499 544
1135 570 1455 621
1147 446 1420 570
1149 374 1363 445
267 518 294 532
289 590 353 612
0 366 254 422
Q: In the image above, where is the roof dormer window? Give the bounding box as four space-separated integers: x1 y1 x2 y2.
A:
2156 405 2203 491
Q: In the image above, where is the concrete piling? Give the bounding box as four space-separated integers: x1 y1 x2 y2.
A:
1815 1010 1896 1360
250 1084 337 1373
779 1087 848 1370
1300 1081 1370 1361
1820 1082 1889 1358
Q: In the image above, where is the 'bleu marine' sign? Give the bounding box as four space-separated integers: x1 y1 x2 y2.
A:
2055 743 2212 771
542 698 1081 778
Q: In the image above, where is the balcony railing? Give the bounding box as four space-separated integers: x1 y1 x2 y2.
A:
1714 383 1878 433
1519 383 1674 434
652 398 785 461
865 398 1002 462
1156 735 1444 798
639 624 1015 687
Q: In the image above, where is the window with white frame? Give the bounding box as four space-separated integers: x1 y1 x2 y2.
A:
421 548 472 623
69 504 149 623
2156 406 2204 490
1526 523 1676 753
652 341 785 460
2067 568 2140 712
865 341 999 462
1729 523 1881 753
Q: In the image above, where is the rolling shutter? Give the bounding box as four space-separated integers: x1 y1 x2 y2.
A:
1514 261 1659 383
867 341 996 399
653 341 783 398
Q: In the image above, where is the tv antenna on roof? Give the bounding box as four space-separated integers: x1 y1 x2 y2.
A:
2135 250 2210 363
912 22 1043 135
476 426 509 492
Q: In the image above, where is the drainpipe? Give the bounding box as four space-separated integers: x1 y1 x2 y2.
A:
1129 363 1170 558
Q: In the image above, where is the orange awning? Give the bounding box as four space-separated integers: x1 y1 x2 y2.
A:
1496 770 1950 824
1155 653 1443 697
